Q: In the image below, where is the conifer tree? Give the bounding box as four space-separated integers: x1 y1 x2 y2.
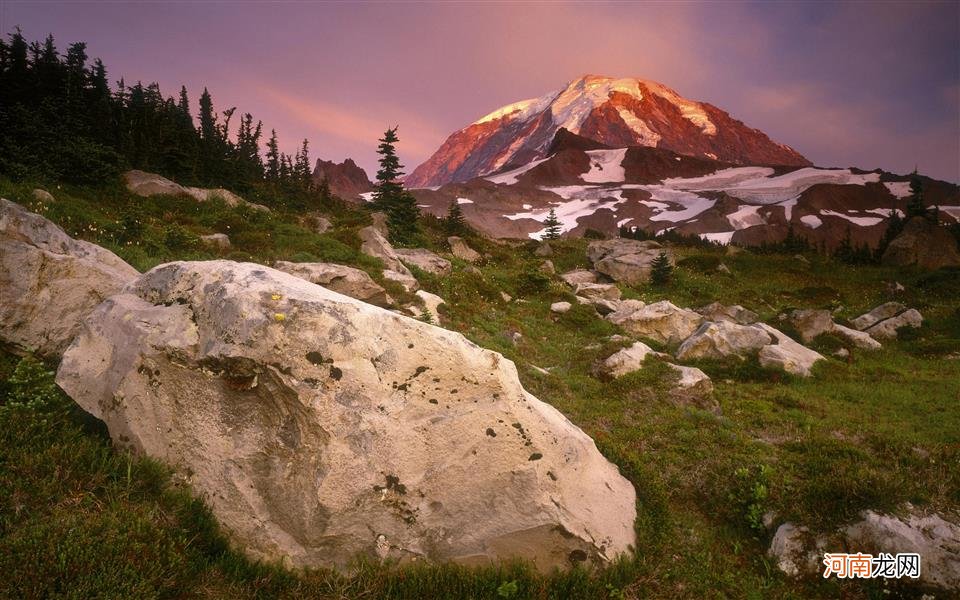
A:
371 127 420 245
265 129 280 181
905 172 927 219
445 199 467 235
295 138 312 186
542 208 562 240
650 251 673 285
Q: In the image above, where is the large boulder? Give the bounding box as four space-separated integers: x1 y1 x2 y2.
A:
573 282 621 302
755 323 824 377
56 261 636 571
560 269 600 286
588 239 672 285
124 170 269 212
607 300 703 346
675 321 772 360
864 308 923 340
0 198 138 357
850 302 906 331
394 248 452 276
448 237 481 262
832 324 882 350
695 302 758 325
273 261 392 307
358 226 418 292
786 309 834 344
881 217 960 270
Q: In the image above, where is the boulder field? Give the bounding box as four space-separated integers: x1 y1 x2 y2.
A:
54 260 637 571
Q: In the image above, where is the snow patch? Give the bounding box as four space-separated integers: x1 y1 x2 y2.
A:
665 167 880 205
883 181 912 199
800 215 822 229
456 197 474 204
778 197 799 221
699 231 735 244
484 156 551 185
821 210 883 227
581 148 628 183
939 205 960 220
726 205 765 230
359 191 375 203
615 106 661 145
474 94 556 125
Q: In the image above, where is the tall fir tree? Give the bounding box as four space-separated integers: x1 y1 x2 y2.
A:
650 251 673 286
905 172 927 219
265 129 280 181
445 199 467 235
371 127 420 245
542 208 562 240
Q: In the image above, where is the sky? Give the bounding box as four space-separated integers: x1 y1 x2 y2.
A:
3 1 958 182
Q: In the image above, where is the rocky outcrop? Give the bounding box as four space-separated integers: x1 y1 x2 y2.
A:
56 261 637 571
850 302 906 331
124 170 269 212
395 248 452 276
588 239 673 286
448 237 481 262
832 324 882 350
358 226 418 292
695 302 758 325
675 321 772 360
311 158 373 201
882 217 960 270
598 341 669 379
0 198 138 357
607 300 702 346
864 308 923 340
573 282 621 302
560 269 600 286
273 261 392 307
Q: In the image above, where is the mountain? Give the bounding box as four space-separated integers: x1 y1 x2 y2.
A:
408 130 960 246
406 75 810 188
312 158 372 201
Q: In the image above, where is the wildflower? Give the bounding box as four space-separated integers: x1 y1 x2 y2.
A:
274 313 285 322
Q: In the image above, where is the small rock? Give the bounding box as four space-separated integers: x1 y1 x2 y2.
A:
200 233 231 250
598 342 669 378
302 212 333 234
717 263 731 274
560 269 599 286
574 282 621 302
534 243 553 257
865 308 923 340
500 291 512 303
448 236 481 262
667 364 713 395
32 188 54 203
550 301 572 314
832 347 850 359
832 324 881 350
370 212 390 236
755 323 825 377
540 260 556 274
787 309 834 344
850 302 907 331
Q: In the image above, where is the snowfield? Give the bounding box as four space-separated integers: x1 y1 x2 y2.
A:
800 215 823 229
581 149 628 183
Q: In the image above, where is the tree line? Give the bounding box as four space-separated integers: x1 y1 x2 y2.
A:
0 29 322 209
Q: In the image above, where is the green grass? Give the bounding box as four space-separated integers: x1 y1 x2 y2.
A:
1 177 957 598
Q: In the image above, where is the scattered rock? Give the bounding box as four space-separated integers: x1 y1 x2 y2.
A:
755 323 825 377
358 226 417 291
56 260 637 571
500 291 512 303
560 269 599 286
588 239 672 285
598 342 669 378
717 263 731 274
865 308 923 340
832 323 881 350
32 188 54 203
832 347 850 359
382 269 420 293
448 236 481 262
414 290 445 323
768 523 821 578
550 301 572 314
793 254 810 265
395 248 452 276
540 260 556 274
882 216 960 270
667 364 713 395
574 282 621 302
607 300 702 346
675 321 772 360
695 302 758 325
0 198 138 357
586 298 620 316
534 243 553 257
787 309 835 343
274 261 393 307
850 302 907 331
124 170 269 212
200 233 231 250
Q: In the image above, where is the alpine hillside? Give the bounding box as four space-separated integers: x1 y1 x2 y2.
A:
406 75 811 188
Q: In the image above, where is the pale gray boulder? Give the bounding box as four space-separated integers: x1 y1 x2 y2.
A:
274 261 393 307
394 248 452 276
675 321 772 360
865 308 923 340
607 300 702 346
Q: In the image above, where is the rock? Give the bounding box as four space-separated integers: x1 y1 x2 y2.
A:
534 243 553 257
769 523 820 578
587 239 672 285
843 509 960 590
123 170 269 212
383 269 420 293
787 309 835 343
448 236 481 262
540 260 556 274
302 213 333 234
850 302 907 331
675 321 772 360
695 302 758 325
598 342 669 378
370 212 390 236
573 282 621 302
607 300 702 346
359 225 402 270
274 261 392 307
605 300 646 322
886 281 906 294
725 245 743 256
833 347 850 359
0 198 138 357
667 364 713 395
32 188 54 203
560 269 599 286
56 261 637 571
793 254 810 265
395 248 452 276
500 291 512 303
832 324 881 350
200 233 231 250
415 290 445 323
882 216 960 270
865 308 923 340
755 323 825 377
529 365 551 376
717 263 731 274
550 301 572 314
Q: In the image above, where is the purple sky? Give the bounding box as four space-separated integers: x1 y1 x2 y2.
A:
4 1 958 182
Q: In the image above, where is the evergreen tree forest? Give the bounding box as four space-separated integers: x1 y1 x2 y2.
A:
0 29 322 210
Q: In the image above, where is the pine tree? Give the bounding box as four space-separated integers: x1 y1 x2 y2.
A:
875 207 904 260
265 129 280 181
445 199 467 235
650 251 673 285
295 138 312 186
905 172 927 219
371 127 420 245
542 208 562 240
